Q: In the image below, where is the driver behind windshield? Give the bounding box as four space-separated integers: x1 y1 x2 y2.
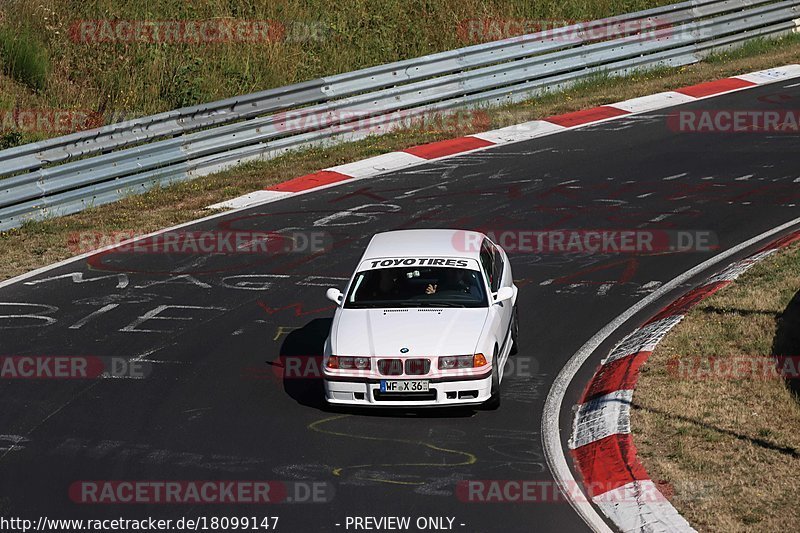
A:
346 266 488 307
424 268 481 297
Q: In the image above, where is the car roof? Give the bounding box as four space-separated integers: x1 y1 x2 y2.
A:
361 229 487 261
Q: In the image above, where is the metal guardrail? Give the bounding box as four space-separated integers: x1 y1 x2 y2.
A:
0 0 798 231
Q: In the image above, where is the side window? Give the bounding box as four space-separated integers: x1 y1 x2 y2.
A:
479 239 494 290
491 242 504 292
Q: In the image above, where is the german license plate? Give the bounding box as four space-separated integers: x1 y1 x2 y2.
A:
380 380 430 392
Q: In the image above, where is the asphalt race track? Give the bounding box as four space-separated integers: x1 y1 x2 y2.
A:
1 81 799 532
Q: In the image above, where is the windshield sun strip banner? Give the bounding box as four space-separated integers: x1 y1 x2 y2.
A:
359 257 479 271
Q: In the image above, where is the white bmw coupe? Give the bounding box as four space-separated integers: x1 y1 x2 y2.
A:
322 229 519 408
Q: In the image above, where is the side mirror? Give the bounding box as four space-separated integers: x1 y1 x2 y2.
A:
494 286 514 304
326 288 343 305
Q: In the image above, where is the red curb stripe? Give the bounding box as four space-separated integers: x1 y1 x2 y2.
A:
675 77 756 98
266 170 352 192
402 136 495 159
581 351 650 403
545 106 629 128
571 433 649 497
644 229 800 324
759 229 800 252
646 280 730 324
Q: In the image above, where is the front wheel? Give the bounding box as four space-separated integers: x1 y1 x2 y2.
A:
484 348 501 410
510 304 519 355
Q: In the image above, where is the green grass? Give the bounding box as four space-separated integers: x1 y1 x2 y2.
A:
706 32 800 64
0 26 50 92
0 131 23 149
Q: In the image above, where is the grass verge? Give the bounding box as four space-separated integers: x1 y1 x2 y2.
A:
0 27 50 92
0 35 799 282
0 0 680 145
632 242 800 532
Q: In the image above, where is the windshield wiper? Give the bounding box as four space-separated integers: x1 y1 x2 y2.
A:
347 301 416 309
347 301 469 309
417 302 466 308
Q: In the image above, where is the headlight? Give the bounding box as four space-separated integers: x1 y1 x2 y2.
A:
326 356 371 370
438 354 487 369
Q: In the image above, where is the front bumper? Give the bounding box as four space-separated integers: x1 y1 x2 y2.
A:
323 371 492 407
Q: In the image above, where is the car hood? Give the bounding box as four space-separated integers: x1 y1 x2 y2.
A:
331 307 489 357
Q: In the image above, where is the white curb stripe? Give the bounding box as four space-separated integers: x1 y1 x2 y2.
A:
207 190 292 210
470 120 567 144
705 250 777 283
592 480 695 533
569 390 634 450
603 315 684 365
607 91 696 114
327 151 427 178
734 64 800 85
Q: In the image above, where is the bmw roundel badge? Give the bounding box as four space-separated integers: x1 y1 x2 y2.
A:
400 347 409 353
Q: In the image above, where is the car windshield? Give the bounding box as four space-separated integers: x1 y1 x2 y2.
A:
344 266 488 308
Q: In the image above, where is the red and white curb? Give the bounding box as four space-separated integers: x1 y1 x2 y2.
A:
208 64 800 211
568 229 800 533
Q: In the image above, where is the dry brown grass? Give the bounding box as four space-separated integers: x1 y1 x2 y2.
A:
632 243 800 532
1 41 800 282
0 0 681 135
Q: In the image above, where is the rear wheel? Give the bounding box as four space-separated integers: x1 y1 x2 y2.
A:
510 304 519 355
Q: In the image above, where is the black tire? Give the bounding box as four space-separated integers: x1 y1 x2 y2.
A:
510 304 519 355
484 347 501 410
